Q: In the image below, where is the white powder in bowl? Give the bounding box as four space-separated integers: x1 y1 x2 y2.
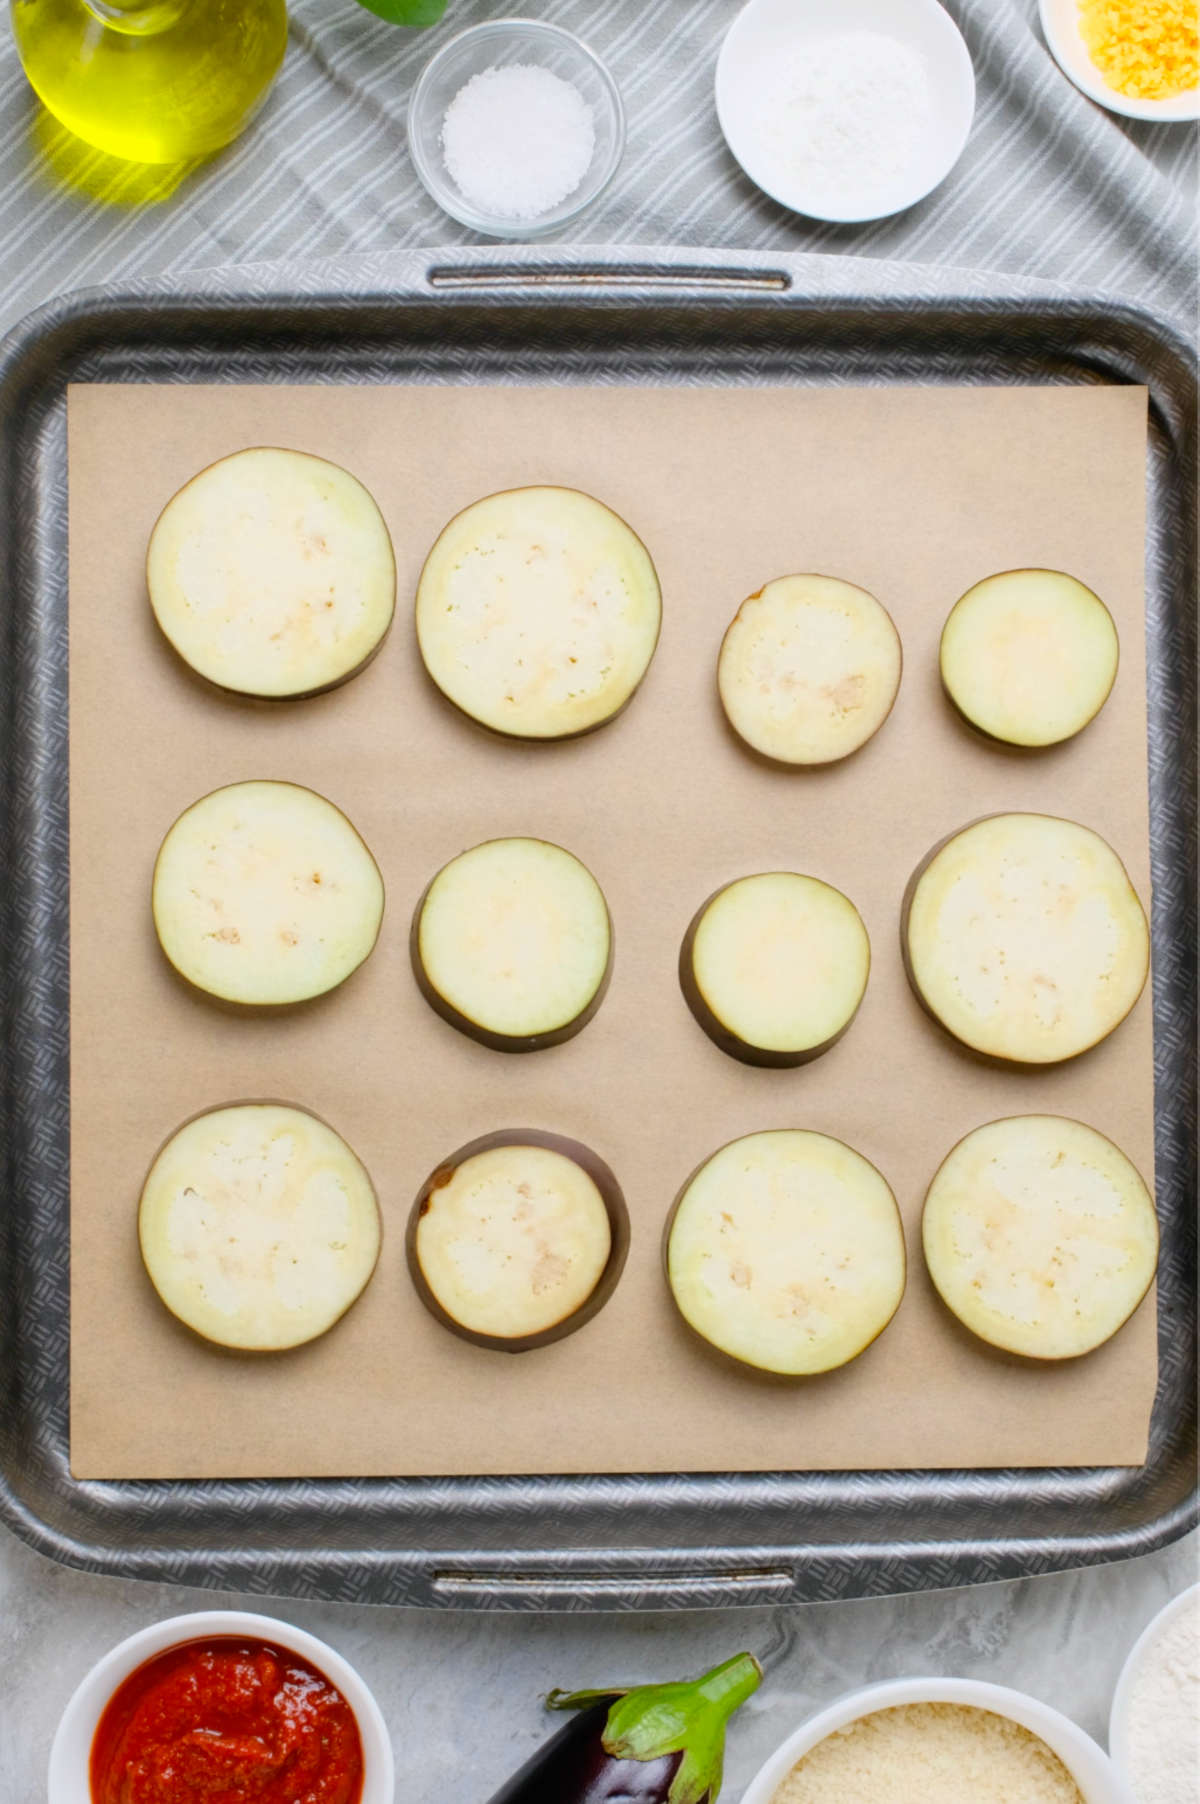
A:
750 29 932 208
1123 1591 1200 1804
440 63 595 222
771 1702 1084 1803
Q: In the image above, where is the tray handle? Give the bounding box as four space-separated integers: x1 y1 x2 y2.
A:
431 1564 796 1608
425 260 790 293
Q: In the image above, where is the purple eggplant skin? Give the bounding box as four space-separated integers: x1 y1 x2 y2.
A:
484 1653 762 1804
485 1701 682 1804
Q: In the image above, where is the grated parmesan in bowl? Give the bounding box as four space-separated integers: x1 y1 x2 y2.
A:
740 1678 1132 1804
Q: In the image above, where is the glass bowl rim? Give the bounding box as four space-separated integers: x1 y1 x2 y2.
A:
406 16 627 239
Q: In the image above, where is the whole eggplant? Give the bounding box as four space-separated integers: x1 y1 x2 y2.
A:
485 1653 762 1804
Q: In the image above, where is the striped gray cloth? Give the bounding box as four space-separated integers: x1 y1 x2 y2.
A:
0 0 1195 340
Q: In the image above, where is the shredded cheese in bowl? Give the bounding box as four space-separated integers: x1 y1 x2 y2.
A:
1078 0 1199 99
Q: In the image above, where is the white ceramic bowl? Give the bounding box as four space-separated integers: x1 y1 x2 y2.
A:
48 1610 394 1804
715 0 975 223
740 1676 1134 1804
1109 1581 1200 1787
1039 0 1199 123
408 18 625 238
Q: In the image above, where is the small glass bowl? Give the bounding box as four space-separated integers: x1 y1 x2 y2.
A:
407 18 625 238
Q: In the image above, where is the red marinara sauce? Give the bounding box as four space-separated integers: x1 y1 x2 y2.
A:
89 1637 365 1804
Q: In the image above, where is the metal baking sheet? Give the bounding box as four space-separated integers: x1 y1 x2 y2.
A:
0 248 1194 1609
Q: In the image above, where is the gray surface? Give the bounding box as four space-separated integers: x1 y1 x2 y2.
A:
0 0 1195 340
0 251 1195 1609
3 1522 1197 1797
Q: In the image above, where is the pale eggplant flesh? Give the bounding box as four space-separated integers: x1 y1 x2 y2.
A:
415 485 662 741
408 1130 629 1352
152 779 385 1007
939 568 1119 748
665 1130 906 1377
717 574 902 766
902 812 1149 1066
922 1114 1158 1360
679 872 870 1067
138 1101 382 1352
412 837 612 1052
147 446 396 699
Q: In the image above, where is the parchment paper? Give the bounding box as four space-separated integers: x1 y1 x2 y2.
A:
67 382 1154 1480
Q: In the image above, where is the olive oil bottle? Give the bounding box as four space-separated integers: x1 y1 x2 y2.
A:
11 0 288 163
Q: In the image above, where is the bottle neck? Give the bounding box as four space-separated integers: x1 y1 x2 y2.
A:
82 0 190 33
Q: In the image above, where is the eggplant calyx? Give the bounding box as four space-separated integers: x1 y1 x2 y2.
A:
547 1652 762 1804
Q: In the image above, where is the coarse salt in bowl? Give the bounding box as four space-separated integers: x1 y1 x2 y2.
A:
716 0 976 223
408 18 625 238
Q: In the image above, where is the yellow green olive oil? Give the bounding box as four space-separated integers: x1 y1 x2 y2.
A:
11 0 288 162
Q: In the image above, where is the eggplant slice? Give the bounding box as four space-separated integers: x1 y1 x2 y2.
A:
147 447 396 698
680 872 869 1066
153 780 384 1006
665 1130 905 1376
717 574 902 765
922 1115 1157 1359
940 568 1119 747
139 1102 381 1351
903 812 1149 1065
415 485 662 739
413 837 612 1051
408 1130 628 1351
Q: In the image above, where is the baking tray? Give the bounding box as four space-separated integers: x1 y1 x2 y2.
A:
0 247 1194 1609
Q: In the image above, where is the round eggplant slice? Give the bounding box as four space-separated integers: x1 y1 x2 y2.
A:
139 1102 381 1351
922 1115 1157 1360
413 837 611 1052
152 780 384 1007
680 873 869 1066
147 447 396 698
940 568 1119 747
717 574 902 765
903 812 1149 1065
414 485 662 740
665 1130 906 1376
408 1131 628 1351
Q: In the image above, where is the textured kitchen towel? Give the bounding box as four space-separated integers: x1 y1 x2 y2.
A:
0 0 1195 338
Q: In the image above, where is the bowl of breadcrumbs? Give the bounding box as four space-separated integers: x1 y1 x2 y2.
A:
741 1677 1133 1804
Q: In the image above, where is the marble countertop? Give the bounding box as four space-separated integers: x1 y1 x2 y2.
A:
4 1522 1195 1797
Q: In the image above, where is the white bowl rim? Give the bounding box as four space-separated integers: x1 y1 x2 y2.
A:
1038 0 1200 122
1108 1579 1200 1775
714 0 977 224
47 1609 394 1804
739 1675 1133 1804
406 16 626 239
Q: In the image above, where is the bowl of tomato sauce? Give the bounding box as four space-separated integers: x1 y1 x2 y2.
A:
49 1610 394 1804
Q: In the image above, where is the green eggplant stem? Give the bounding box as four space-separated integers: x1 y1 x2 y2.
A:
546 1652 762 1804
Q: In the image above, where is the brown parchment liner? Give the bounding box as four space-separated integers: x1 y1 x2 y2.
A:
67 382 1154 1480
